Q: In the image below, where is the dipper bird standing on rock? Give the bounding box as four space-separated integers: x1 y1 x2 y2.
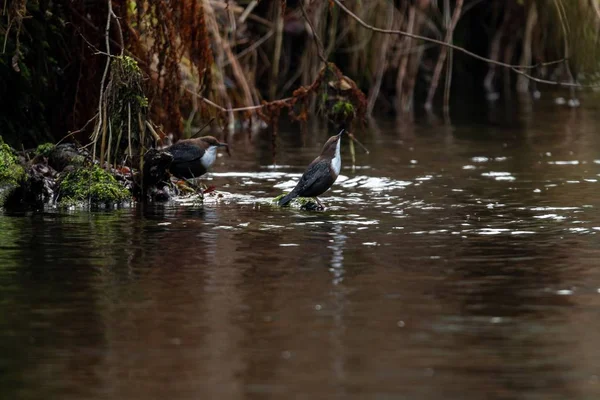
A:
278 129 344 209
165 136 229 180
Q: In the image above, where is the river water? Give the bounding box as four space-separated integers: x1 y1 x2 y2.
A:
2 95 600 399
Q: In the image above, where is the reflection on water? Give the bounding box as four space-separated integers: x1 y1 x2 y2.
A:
3 95 600 399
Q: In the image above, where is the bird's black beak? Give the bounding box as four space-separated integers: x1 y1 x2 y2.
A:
218 142 231 156
336 129 345 138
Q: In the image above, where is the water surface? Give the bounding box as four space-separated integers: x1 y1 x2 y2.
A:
2 96 600 399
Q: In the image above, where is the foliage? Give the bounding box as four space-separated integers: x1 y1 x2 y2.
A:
2 0 600 150
91 55 149 166
57 165 131 207
35 143 55 157
0 137 25 186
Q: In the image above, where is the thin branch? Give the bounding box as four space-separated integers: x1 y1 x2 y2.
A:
333 0 600 88
209 0 273 28
425 0 462 109
91 0 113 160
109 6 124 56
367 0 394 116
238 0 259 24
271 1 284 99
333 0 562 70
299 0 327 64
222 30 274 67
69 7 143 64
592 0 600 22
58 113 99 145
186 88 292 112
510 67 600 88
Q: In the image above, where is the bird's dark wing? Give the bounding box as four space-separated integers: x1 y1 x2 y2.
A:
290 158 329 195
167 141 205 164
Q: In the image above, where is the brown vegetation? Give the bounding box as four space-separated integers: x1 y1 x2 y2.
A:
2 0 600 155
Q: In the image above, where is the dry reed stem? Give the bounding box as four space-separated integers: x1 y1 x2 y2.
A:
270 1 284 100
517 2 538 92
395 6 415 112
335 0 600 89
424 0 463 110
92 0 114 162
367 1 394 116
333 0 561 70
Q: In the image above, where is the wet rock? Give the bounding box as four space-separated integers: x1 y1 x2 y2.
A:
140 149 174 201
272 193 322 210
47 143 87 172
143 149 173 187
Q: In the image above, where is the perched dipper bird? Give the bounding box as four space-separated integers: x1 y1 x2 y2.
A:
278 130 344 208
165 136 229 179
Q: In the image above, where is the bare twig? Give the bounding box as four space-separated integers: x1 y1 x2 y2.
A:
223 30 274 67
300 0 327 64
209 0 273 28
190 117 216 138
145 121 161 143
91 0 114 161
347 132 369 154
333 0 600 88
367 0 394 116
238 0 258 24
271 1 284 99
592 0 600 22
109 6 124 56
333 0 561 70
516 2 538 92
58 113 99 145
187 88 293 112
424 0 463 109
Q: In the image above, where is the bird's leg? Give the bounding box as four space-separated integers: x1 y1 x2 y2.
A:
315 197 326 210
182 178 204 198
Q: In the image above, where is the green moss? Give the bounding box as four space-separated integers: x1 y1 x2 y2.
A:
71 155 86 166
0 137 25 186
58 165 131 207
332 101 355 119
272 193 317 208
35 142 55 157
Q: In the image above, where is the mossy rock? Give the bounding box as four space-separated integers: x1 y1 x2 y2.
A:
272 193 321 210
46 143 86 172
35 142 55 157
0 137 26 186
0 137 26 207
57 165 131 207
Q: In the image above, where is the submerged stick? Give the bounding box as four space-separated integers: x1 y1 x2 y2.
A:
347 132 369 154
349 136 356 171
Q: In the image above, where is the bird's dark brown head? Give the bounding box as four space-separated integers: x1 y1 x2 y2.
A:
319 130 344 159
199 136 227 148
199 136 230 155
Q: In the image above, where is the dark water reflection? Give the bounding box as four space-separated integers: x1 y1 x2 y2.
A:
3 95 600 399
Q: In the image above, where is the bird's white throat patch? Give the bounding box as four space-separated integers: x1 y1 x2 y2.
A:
330 138 341 175
201 146 218 169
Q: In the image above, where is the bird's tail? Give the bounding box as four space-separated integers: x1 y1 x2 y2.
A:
278 192 297 207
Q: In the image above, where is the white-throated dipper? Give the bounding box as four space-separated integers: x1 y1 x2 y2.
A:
165 136 229 179
278 129 344 208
